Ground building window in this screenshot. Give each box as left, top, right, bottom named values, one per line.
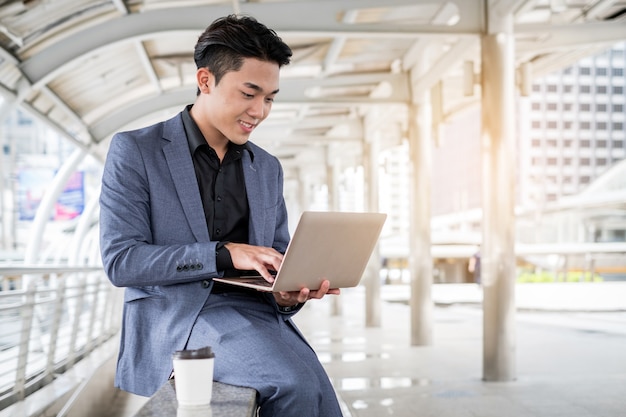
left=547, top=139, right=557, bottom=147
left=596, top=85, right=607, bottom=94
left=532, top=102, right=541, bottom=110
left=613, top=104, right=623, bottom=113
left=596, top=121, right=607, bottom=130
left=596, top=67, right=607, bottom=76
left=563, top=158, right=572, bottom=165
left=580, top=158, right=591, bottom=165
left=532, top=139, right=541, bottom=147
left=612, top=68, right=624, bottom=76
left=563, top=139, right=573, bottom=147
left=580, top=176, right=591, bottom=184
left=613, top=86, right=624, bottom=94
left=580, top=103, right=591, bottom=111
left=532, top=84, right=541, bottom=92
left=547, top=121, right=557, bottom=129
left=563, top=103, right=573, bottom=111
left=547, top=102, right=558, bottom=111
left=547, top=158, right=557, bottom=166
left=613, top=122, right=624, bottom=130
left=579, top=67, right=591, bottom=75
left=614, top=140, right=624, bottom=149
left=532, top=121, right=541, bottom=129
left=596, top=104, right=607, bottom=112
left=580, top=139, right=591, bottom=147
left=580, top=122, right=591, bottom=130
left=547, top=84, right=557, bottom=92
left=597, top=140, right=607, bottom=148
left=597, top=158, right=607, bottom=165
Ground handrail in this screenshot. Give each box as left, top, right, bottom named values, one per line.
left=0, top=265, right=122, bottom=411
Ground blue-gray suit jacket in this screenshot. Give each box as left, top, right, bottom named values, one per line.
left=99, top=111, right=291, bottom=396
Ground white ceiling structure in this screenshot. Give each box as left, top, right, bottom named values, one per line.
left=0, top=0, right=624, bottom=176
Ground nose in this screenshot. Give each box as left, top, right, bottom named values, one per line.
left=248, top=97, right=269, bottom=119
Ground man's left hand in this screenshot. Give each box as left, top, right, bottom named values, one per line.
left=274, top=279, right=340, bottom=307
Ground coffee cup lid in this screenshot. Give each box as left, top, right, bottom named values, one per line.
left=172, top=346, right=215, bottom=360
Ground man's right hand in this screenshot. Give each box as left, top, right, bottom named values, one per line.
left=224, top=243, right=283, bottom=283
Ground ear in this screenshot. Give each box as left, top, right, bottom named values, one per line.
left=196, top=67, right=213, bottom=94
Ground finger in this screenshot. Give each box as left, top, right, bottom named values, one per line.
left=306, top=280, right=330, bottom=300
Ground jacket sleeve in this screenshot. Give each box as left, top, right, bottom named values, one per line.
left=99, top=131, right=219, bottom=288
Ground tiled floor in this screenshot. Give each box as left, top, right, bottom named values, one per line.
left=31, top=283, right=625, bottom=417
left=293, top=286, right=626, bottom=417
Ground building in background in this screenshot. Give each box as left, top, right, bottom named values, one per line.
left=521, top=41, right=626, bottom=209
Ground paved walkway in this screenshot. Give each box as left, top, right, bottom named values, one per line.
left=16, top=282, right=623, bottom=417
left=293, top=283, right=626, bottom=417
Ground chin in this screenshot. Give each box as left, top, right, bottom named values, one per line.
left=230, top=135, right=251, bottom=145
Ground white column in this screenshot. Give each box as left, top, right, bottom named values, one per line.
left=481, top=7, right=517, bottom=381
left=325, top=147, right=343, bottom=316
left=408, top=101, right=433, bottom=346
left=362, top=135, right=382, bottom=327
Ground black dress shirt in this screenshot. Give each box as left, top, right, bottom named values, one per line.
left=181, top=105, right=253, bottom=274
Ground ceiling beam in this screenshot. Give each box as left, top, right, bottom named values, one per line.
left=19, top=1, right=483, bottom=86
left=516, top=20, right=626, bottom=54
left=89, top=72, right=410, bottom=141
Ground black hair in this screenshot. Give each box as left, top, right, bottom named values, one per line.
left=194, top=14, right=292, bottom=92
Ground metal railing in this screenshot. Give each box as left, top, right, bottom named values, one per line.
left=0, top=266, right=122, bottom=411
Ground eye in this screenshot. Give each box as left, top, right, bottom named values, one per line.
left=265, top=97, right=275, bottom=103
left=242, top=92, right=254, bottom=99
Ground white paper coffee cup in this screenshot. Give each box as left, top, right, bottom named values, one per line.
left=172, top=346, right=215, bottom=406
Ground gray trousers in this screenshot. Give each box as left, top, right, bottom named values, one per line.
left=186, top=291, right=343, bottom=417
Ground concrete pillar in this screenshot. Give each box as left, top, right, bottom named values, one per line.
left=408, top=102, right=433, bottom=346
left=481, top=8, right=517, bottom=381
left=362, top=135, right=382, bottom=327
left=326, top=147, right=342, bottom=316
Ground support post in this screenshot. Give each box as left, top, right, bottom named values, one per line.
left=408, top=100, right=433, bottom=346
left=363, top=136, right=381, bottom=327
left=481, top=7, right=517, bottom=381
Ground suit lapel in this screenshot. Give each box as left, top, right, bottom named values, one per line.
left=162, top=115, right=210, bottom=243
left=242, top=151, right=264, bottom=246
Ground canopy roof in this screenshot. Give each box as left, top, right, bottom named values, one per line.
left=0, top=0, right=624, bottom=167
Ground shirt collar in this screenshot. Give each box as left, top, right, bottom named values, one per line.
left=181, top=104, right=254, bottom=161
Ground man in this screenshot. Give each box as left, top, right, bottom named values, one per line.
left=99, top=15, right=343, bottom=416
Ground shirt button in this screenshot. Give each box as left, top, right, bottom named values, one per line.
left=217, top=196, right=222, bottom=202
left=216, top=229, right=221, bottom=235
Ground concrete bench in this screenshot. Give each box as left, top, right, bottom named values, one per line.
left=133, top=379, right=257, bottom=417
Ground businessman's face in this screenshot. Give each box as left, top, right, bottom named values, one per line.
left=199, top=57, right=280, bottom=148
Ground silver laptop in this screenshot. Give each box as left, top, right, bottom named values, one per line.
left=212, top=211, right=386, bottom=292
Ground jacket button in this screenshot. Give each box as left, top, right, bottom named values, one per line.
left=176, top=265, right=183, bottom=272
left=196, top=263, right=203, bottom=270
left=201, top=280, right=210, bottom=289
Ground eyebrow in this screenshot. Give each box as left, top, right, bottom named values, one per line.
left=244, top=82, right=279, bottom=95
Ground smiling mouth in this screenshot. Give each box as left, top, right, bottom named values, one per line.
left=239, top=120, right=256, bottom=129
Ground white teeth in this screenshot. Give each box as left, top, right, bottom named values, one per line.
left=240, top=121, right=254, bottom=128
